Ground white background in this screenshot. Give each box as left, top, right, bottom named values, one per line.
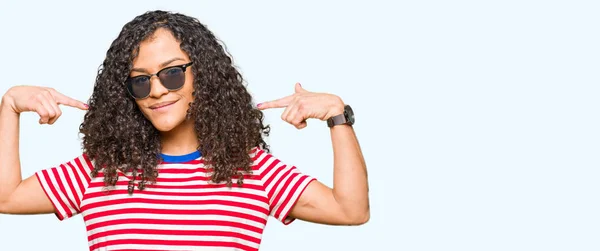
left=0, top=0, right=598, bottom=250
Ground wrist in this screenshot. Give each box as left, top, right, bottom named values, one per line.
left=328, top=96, right=345, bottom=119
left=326, top=103, right=355, bottom=127
left=0, top=93, right=17, bottom=115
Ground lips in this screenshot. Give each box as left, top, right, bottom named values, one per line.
left=149, top=100, right=178, bottom=110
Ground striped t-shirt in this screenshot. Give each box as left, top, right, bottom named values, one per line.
left=35, top=148, right=315, bottom=251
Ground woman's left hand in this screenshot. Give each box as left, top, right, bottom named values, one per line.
left=257, top=83, right=345, bottom=129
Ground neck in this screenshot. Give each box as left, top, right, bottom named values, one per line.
left=159, top=118, right=199, bottom=155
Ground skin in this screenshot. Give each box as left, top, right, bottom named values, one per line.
left=0, top=28, right=370, bottom=225
left=130, top=29, right=199, bottom=155
left=259, top=84, right=370, bottom=225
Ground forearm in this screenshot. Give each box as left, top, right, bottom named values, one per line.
left=0, top=95, right=22, bottom=203
left=330, top=124, right=369, bottom=222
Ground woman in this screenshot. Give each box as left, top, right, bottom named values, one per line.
left=0, top=10, right=369, bottom=251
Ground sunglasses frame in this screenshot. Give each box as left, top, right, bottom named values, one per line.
left=125, top=62, right=194, bottom=99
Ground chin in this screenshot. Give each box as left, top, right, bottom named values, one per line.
left=147, top=115, right=186, bottom=132
left=152, top=122, right=179, bottom=132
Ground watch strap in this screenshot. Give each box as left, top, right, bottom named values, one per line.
left=327, top=112, right=348, bottom=127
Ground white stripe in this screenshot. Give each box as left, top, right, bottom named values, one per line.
left=65, top=162, right=84, bottom=207
left=38, top=171, right=69, bottom=219
left=252, top=150, right=268, bottom=166
left=88, top=233, right=259, bottom=248
left=84, top=202, right=268, bottom=221
left=256, top=154, right=276, bottom=179
left=261, top=158, right=286, bottom=195
left=158, top=162, right=206, bottom=170
left=97, top=243, right=247, bottom=251
left=272, top=170, right=301, bottom=214
left=86, top=212, right=266, bottom=230
left=56, top=164, right=78, bottom=211
left=85, top=178, right=265, bottom=187
left=87, top=223, right=263, bottom=241
left=84, top=184, right=266, bottom=196
left=78, top=155, right=94, bottom=176
left=46, top=169, right=77, bottom=217
left=152, top=172, right=258, bottom=179
left=83, top=191, right=267, bottom=207
left=268, top=165, right=295, bottom=209
left=278, top=175, right=312, bottom=222
left=153, top=172, right=213, bottom=178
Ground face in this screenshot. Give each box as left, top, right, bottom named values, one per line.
left=129, top=28, right=195, bottom=132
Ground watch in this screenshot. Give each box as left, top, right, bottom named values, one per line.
left=327, top=105, right=355, bottom=127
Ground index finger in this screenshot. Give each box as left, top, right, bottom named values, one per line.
left=258, top=95, right=294, bottom=110
left=50, top=90, right=89, bottom=110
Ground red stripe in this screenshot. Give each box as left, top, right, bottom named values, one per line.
left=149, top=183, right=265, bottom=190
left=255, top=153, right=272, bottom=178
left=81, top=198, right=269, bottom=215
left=274, top=174, right=307, bottom=220
left=282, top=178, right=315, bottom=225
left=53, top=166, right=79, bottom=213
left=110, top=250, right=163, bottom=251
left=91, top=173, right=261, bottom=183
left=84, top=190, right=268, bottom=205
left=62, top=164, right=81, bottom=210
left=266, top=165, right=293, bottom=201
left=43, top=170, right=73, bottom=218
left=86, top=218, right=264, bottom=234
left=67, top=162, right=85, bottom=203
left=91, top=239, right=258, bottom=251
left=250, top=148, right=263, bottom=161
left=158, top=168, right=210, bottom=174
left=111, top=250, right=168, bottom=251
left=83, top=207, right=267, bottom=225
left=155, top=176, right=261, bottom=183
left=87, top=180, right=265, bottom=191
left=160, top=159, right=204, bottom=165
left=152, top=176, right=233, bottom=183
left=80, top=154, right=93, bottom=183
left=262, top=161, right=283, bottom=198
left=35, top=172, right=65, bottom=220
left=88, top=228, right=261, bottom=244
left=271, top=172, right=299, bottom=217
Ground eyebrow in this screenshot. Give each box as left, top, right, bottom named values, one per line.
left=131, top=57, right=186, bottom=73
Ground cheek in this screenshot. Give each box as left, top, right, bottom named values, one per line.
left=135, top=100, right=144, bottom=107
left=185, top=87, right=194, bottom=101
left=182, top=80, right=195, bottom=102
left=135, top=101, right=148, bottom=116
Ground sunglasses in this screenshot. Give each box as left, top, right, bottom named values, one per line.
left=125, top=62, right=194, bottom=99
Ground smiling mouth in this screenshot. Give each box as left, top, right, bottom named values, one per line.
left=150, top=100, right=178, bottom=110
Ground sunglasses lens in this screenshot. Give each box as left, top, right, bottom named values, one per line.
left=126, top=64, right=190, bottom=99
left=127, top=76, right=151, bottom=99
left=159, top=67, right=186, bottom=90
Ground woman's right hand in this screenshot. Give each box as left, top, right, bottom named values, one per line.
left=2, top=85, right=88, bottom=125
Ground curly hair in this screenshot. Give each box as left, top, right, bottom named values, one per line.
left=79, top=10, right=270, bottom=194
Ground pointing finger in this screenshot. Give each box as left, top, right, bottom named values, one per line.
left=50, top=90, right=89, bottom=110
left=257, top=94, right=294, bottom=110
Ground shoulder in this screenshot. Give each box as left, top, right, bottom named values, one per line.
left=249, top=147, right=278, bottom=172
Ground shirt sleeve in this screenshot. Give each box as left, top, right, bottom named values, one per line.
left=35, top=154, right=94, bottom=221
left=255, top=148, right=316, bottom=225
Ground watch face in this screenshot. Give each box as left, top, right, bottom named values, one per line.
left=344, top=105, right=355, bottom=124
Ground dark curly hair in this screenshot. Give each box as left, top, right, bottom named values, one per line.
left=79, top=10, right=270, bottom=194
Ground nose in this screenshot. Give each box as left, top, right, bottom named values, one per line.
left=148, top=75, right=169, bottom=98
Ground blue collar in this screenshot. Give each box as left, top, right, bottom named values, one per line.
left=160, top=150, right=201, bottom=163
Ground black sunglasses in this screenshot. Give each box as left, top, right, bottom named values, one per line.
left=125, top=62, right=193, bottom=99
